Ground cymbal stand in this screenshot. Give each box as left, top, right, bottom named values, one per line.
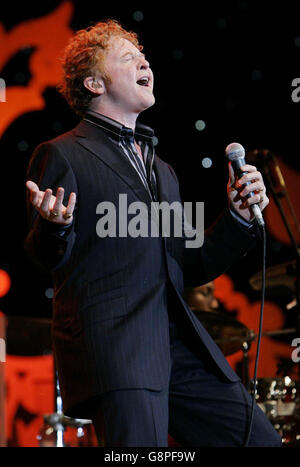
left=37, top=369, right=65, bottom=447
left=54, top=371, right=64, bottom=447
left=242, top=340, right=250, bottom=390
left=38, top=368, right=94, bottom=447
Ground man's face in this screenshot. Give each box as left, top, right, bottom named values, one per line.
left=100, top=37, right=155, bottom=115
left=187, top=282, right=219, bottom=313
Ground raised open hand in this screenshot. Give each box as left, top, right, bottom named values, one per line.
left=26, top=180, right=76, bottom=225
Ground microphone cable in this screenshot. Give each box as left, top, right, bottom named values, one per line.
left=244, top=223, right=266, bottom=447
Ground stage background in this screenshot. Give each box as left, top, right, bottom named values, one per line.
left=0, top=0, right=299, bottom=446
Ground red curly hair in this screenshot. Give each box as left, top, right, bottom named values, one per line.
left=58, top=19, right=142, bottom=116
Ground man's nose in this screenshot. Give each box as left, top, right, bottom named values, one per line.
left=211, top=297, right=219, bottom=310
left=138, top=56, right=150, bottom=69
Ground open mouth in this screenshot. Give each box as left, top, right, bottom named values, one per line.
left=136, top=76, right=150, bottom=87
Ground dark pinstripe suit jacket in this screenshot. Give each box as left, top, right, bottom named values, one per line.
left=25, top=118, right=256, bottom=417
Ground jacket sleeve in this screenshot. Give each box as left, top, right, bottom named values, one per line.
left=182, top=207, right=259, bottom=287
left=24, top=141, right=78, bottom=273
left=167, top=162, right=259, bottom=287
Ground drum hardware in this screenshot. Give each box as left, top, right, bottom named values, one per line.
left=38, top=412, right=93, bottom=447
left=249, top=376, right=300, bottom=446
left=38, top=372, right=94, bottom=447
left=249, top=260, right=298, bottom=292
left=242, top=340, right=250, bottom=390
left=249, top=150, right=300, bottom=381
left=3, top=316, right=95, bottom=446
left=193, top=310, right=256, bottom=388
left=193, top=310, right=254, bottom=357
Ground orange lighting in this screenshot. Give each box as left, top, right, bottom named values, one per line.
left=0, top=269, right=11, bottom=297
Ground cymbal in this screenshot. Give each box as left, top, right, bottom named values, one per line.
left=249, top=260, right=298, bottom=291
left=193, top=310, right=252, bottom=356
left=43, top=413, right=92, bottom=428
left=5, top=315, right=52, bottom=356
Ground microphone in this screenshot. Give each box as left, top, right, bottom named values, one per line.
left=225, top=142, right=265, bottom=228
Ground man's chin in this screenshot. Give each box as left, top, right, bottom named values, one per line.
left=140, top=95, right=155, bottom=112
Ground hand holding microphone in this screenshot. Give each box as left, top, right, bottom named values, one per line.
left=225, top=142, right=269, bottom=227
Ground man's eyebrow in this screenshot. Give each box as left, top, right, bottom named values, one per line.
left=121, top=51, right=145, bottom=58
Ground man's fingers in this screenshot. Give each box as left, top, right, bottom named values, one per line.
left=240, top=181, right=265, bottom=197
left=39, top=189, right=53, bottom=217
left=239, top=164, right=258, bottom=173
left=26, top=180, right=76, bottom=224
left=26, top=180, right=42, bottom=207
left=26, top=180, right=39, bottom=191
left=51, top=187, right=65, bottom=216
left=229, top=164, right=269, bottom=220
left=238, top=170, right=263, bottom=186
left=67, top=192, right=76, bottom=211
left=30, top=189, right=39, bottom=207
left=63, top=192, right=76, bottom=221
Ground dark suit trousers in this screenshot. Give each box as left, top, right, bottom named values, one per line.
left=90, top=297, right=282, bottom=447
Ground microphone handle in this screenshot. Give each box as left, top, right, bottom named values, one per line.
left=231, top=159, right=265, bottom=227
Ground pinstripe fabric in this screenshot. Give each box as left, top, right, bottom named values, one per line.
left=25, top=116, right=258, bottom=419
left=91, top=319, right=281, bottom=447
left=92, top=388, right=169, bottom=447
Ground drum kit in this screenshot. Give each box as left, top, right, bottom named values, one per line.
left=194, top=310, right=300, bottom=446
left=193, top=258, right=300, bottom=447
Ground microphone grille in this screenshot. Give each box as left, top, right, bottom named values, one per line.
left=225, top=142, right=245, bottom=161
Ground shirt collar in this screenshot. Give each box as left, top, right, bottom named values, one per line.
left=84, top=110, right=155, bottom=145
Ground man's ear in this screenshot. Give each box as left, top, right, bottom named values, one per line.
left=83, top=76, right=105, bottom=95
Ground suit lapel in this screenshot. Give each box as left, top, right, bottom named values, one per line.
left=74, top=120, right=154, bottom=207
left=73, top=119, right=172, bottom=207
